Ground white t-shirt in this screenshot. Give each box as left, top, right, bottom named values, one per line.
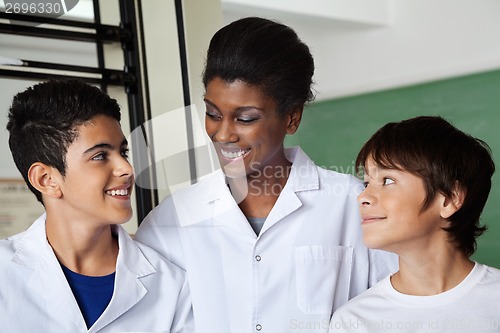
left=135, top=147, right=398, bottom=333
left=329, top=262, right=500, bottom=333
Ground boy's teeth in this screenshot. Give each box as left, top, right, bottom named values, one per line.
left=106, top=189, right=128, bottom=196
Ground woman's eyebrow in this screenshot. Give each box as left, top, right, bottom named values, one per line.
left=204, top=99, right=264, bottom=112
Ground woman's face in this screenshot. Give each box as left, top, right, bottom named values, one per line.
left=204, top=77, right=300, bottom=179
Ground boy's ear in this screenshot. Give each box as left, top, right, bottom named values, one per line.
left=441, top=183, right=465, bottom=219
left=286, top=106, right=303, bottom=135
left=28, top=162, right=63, bottom=199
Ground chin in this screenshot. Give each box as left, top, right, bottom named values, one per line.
left=114, top=211, right=133, bottom=225
left=362, top=235, right=386, bottom=251
left=222, top=164, right=248, bottom=179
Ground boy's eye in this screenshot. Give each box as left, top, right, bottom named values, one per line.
left=121, top=148, right=130, bottom=159
left=92, top=152, right=107, bottom=161
left=383, top=178, right=395, bottom=185
left=363, top=181, right=369, bottom=188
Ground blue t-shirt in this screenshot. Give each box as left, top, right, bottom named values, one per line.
left=61, top=264, right=115, bottom=328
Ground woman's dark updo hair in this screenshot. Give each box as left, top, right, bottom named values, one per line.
left=202, top=17, right=315, bottom=116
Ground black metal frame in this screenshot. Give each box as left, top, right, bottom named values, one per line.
left=174, top=0, right=197, bottom=184
left=0, top=1, right=158, bottom=222
left=118, top=0, right=156, bottom=221
left=0, top=12, right=130, bottom=43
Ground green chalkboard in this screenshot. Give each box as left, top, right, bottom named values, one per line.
left=286, top=69, right=500, bottom=268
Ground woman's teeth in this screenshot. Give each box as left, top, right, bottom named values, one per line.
left=221, top=149, right=250, bottom=159
left=106, top=189, right=128, bottom=196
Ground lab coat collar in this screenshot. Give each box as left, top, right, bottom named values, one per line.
left=284, top=146, right=320, bottom=192
left=202, top=147, right=319, bottom=237
left=11, top=214, right=156, bottom=332
left=90, top=225, right=156, bottom=332
left=12, top=214, right=88, bottom=331
left=205, top=146, right=319, bottom=203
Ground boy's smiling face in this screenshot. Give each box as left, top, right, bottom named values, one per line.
left=358, top=157, right=446, bottom=255
left=54, top=114, right=134, bottom=226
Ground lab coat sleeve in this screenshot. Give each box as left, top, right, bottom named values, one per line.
left=135, top=200, right=185, bottom=269
left=135, top=211, right=164, bottom=253
left=170, top=279, right=195, bottom=333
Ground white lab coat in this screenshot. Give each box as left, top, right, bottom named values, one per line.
left=0, top=214, right=194, bottom=333
left=135, top=147, right=398, bottom=333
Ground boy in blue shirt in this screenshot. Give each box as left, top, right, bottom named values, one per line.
left=1, top=80, right=193, bottom=332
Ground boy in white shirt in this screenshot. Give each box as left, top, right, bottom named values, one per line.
left=330, top=116, right=499, bottom=333
left=1, top=80, right=193, bottom=332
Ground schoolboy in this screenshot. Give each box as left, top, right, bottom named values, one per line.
left=329, top=116, right=500, bottom=332
left=1, top=80, right=193, bottom=332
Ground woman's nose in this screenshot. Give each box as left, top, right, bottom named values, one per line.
left=212, top=119, right=238, bottom=143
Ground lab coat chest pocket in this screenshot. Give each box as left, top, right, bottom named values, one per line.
left=294, top=245, right=353, bottom=315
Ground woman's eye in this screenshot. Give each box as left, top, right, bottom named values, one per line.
left=205, top=112, right=221, bottom=120
left=383, top=178, right=395, bottom=185
left=237, top=117, right=257, bottom=123
left=363, top=181, right=369, bottom=188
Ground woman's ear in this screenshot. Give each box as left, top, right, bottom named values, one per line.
left=286, top=107, right=303, bottom=135
left=441, top=183, right=465, bottom=219
left=28, top=163, right=63, bottom=199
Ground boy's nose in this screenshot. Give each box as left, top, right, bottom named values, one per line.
left=115, top=158, right=133, bottom=177
left=357, top=187, right=373, bottom=206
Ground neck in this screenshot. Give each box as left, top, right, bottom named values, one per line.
left=45, top=216, right=118, bottom=276
left=227, top=161, right=292, bottom=218
left=391, top=246, right=474, bottom=296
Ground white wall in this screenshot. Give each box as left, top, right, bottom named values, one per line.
left=223, top=0, right=500, bottom=101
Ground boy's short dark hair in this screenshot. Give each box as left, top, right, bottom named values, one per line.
left=202, top=16, right=315, bottom=116
left=356, top=116, right=495, bottom=257
left=6, top=79, right=121, bottom=204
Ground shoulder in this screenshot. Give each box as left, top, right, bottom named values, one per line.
left=0, top=238, right=16, bottom=264
left=0, top=227, right=32, bottom=262
left=317, top=166, right=363, bottom=187
left=293, top=150, right=363, bottom=196
left=313, top=166, right=364, bottom=202
left=140, top=170, right=224, bottom=231
left=331, top=276, right=389, bottom=319
left=478, top=263, right=500, bottom=287
left=149, top=170, right=221, bottom=215
left=118, top=226, right=185, bottom=279
left=135, top=240, right=186, bottom=281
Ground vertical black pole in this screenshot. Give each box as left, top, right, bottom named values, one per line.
left=92, top=0, right=106, bottom=92
left=118, top=0, right=154, bottom=222
left=174, top=0, right=197, bottom=184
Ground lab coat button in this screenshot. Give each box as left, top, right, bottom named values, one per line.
left=255, top=255, right=261, bottom=261
left=256, top=324, right=262, bottom=331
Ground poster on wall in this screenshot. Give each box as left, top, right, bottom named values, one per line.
left=0, top=179, right=44, bottom=239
